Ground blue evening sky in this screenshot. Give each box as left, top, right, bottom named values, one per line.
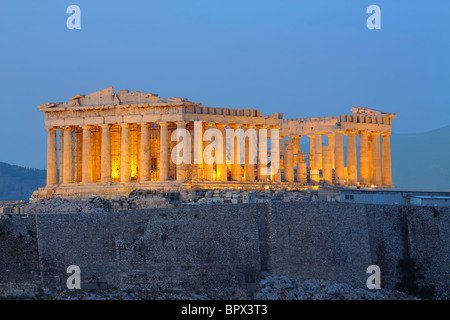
left=0, top=0, right=449, bottom=169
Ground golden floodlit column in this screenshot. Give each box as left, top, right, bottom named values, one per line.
left=46, top=127, right=58, bottom=186
left=322, top=145, right=333, bottom=184
left=314, top=133, right=323, bottom=170
left=176, top=121, right=187, bottom=182
left=284, top=139, right=294, bottom=182
left=327, top=133, right=334, bottom=169
left=193, top=121, right=203, bottom=181
left=359, top=131, right=370, bottom=186
left=368, top=133, right=373, bottom=185
left=292, top=135, right=300, bottom=167
left=203, top=122, right=214, bottom=181
left=371, top=132, right=382, bottom=186
left=334, top=131, right=345, bottom=185
left=216, top=123, right=228, bottom=182
left=62, top=126, right=74, bottom=184
left=257, top=125, right=269, bottom=181
left=244, top=125, right=255, bottom=182
left=159, top=122, right=170, bottom=181
left=81, top=126, right=91, bottom=184
left=229, top=124, right=242, bottom=182
left=101, top=125, right=112, bottom=184
left=308, top=134, right=315, bottom=170
left=297, top=156, right=307, bottom=183
left=347, top=131, right=357, bottom=185
left=273, top=134, right=282, bottom=183
left=140, top=123, right=150, bottom=182
left=382, top=132, right=393, bottom=187
left=120, top=124, right=131, bottom=183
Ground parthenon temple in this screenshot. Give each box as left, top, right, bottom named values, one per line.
left=32, top=87, right=396, bottom=199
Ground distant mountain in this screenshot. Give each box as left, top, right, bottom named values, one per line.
left=0, top=162, right=46, bottom=201
left=391, top=125, right=450, bottom=190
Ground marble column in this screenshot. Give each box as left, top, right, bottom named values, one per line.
left=203, top=122, right=214, bottom=181
left=334, top=131, right=345, bottom=185
left=326, top=133, right=334, bottom=169
left=297, top=157, right=307, bottom=183
left=257, top=125, right=269, bottom=181
left=192, top=121, right=203, bottom=181
left=368, top=133, right=373, bottom=185
left=120, top=124, right=131, bottom=183
left=139, top=123, right=150, bottom=182
left=292, top=135, right=300, bottom=167
left=347, top=131, right=357, bottom=185
left=314, top=133, right=323, bottom=170
left=322, top=145, right=332, bottom=184
left=382, top=133, right=392, bottom=187
left=101, top=125, right=112, bottom=184
left=284, top=139, right=294, bottom=182
left=59, top=128, right=64, bottom=184
left=46, top=127, right=58, bottom=186
left=359, top=131, right=370, bottom=186
left=62, top=127, right=73, bottom=184
left=371, top=132, right=382, bottom=186
left=271, top=129, right=282, bottom=183
left=308, top=135, right=315, bottom=170
left=229, top=124, right=242, bottom=182
left=159, top=122, right=170, bottom=181
left=176, top=121, right=187, bottom=182
left=244, top=125, right=255, bottom=182
left=82, top=126, right=91, bottom=184
left=216, top=123, right=228, bottom=182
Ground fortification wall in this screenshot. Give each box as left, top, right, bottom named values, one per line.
left=0, top=202, right=448, bottom=299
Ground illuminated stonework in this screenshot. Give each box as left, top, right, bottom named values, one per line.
left=32, top=87, right=396, bottom=199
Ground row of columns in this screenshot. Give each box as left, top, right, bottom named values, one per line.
left=303, top=131, right=392, bottom=187
left=46, top=122, right=280, bottom=186
left=46, top=124, right=392, bottom=187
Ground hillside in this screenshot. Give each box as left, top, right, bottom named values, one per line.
left=0, top=162, right=46, bottom=201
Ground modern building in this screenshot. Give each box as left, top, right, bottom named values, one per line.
left=318, top=186, right=450, bottom=207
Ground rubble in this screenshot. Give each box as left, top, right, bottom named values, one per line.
left=26, top=274, right=416, bottom=300
left=1, top=188, right=317, bottom=215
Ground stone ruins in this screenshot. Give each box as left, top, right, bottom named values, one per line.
left=32, top=87, right=396, bottom=200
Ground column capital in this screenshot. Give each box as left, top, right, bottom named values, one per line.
left=81, top=125, right=92, bottom=130
left=381, top=131, right=391, bottom=136
left=119, top=123, right=131, bottom=128
left=215, top=122, right=227, bottom=128
left=158, top=121, right=170, bottom=127
left=175, top=121, right=186, bottom=128
left=255, top=124, right=268, bottom=129
left=140, top=122, right=151, bottom=128
left=242, top=124, right=254, bottom=129
left=100, top=124, right=111, bottom=128
left=228, top=123, right=241, bottom=129
left=45, top=126, right=57, bottom=131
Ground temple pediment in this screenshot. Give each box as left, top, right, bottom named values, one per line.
left=38, top=87, right=197, bottom=110
left=351, top=106, right=397, bottom=118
